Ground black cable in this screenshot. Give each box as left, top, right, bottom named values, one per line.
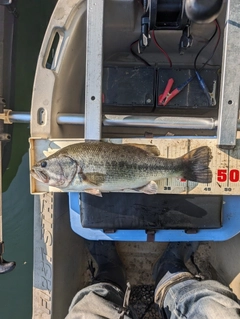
left=151, top=67, right=158, bottom=112
left=194, top=20, right=219, bottom=71
left=181, top=20, right=220, bottom=91
left=159, top=20, right=221, bottom=107
left=130, top=40, right=151, bottom=66
left=192, top=20, right=221, bottom=106
left=200, top=19, right=221, bottom=70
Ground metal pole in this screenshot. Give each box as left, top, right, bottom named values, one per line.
left=4, top=111, right=240, bottom=131
left=56, top=113, right=218, bottom=130
left=0, top=110, right=31, bottom=124
left=103, top=115, right=217, bottom=130
left=217, top=0, right=240, bottom=148
left=9, top=112, right=31, bottom=123
left=84, top=0, right=104, bottom=140
left=57, top=113, right=85, bottom=125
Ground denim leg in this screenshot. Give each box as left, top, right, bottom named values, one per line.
left=157, top=277, right=240, bottom=319
left=65, top=282, right=134, bottom=319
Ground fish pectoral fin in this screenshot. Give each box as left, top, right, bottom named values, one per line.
left=126, top=143, right=160, bottom=156
left=134, top=181, right=158, bottom=194
left=84, top=189, right=102, bottom=197
left=79, top=172, right=106, bottom=186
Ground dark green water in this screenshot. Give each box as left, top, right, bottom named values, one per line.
left=1, top=1, right=56, bottom=318
left=1, top=154, right=34, bottom=319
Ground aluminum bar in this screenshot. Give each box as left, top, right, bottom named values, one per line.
left=84, top=0, right=104, bottom=140
left=217, top=0, right=240, bottom=148
left=103, top=115, right=217, bottom=130
left=5, top=112, right=240, bottom=131
left=9, top=112, right=31, bottom=123
left=57, top=113, right=85, bottom=125
left=56, top=113, right=217, bottom=130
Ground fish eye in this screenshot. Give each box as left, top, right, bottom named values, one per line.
left=41, top=161, right=47, bottom=168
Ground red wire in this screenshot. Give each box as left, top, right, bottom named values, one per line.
left=151, top=30, right=172, bottom=67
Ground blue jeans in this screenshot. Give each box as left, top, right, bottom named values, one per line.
left=66, top=276, right=240, bottom=318
left=155, top=271, right=240, bottom=318
left=65, top=283, right=135, bottom=319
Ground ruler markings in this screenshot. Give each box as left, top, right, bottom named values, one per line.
left=227, top=150, right=230, bottom=187
left=166, top=146, right=169, bottom=187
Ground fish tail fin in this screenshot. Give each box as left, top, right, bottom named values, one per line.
left=181, top=146, right=213, bottom=183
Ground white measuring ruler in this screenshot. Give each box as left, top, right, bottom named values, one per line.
left=30, top=138, right=240, bottom=195
left=123, top=138, right=240, bottom=195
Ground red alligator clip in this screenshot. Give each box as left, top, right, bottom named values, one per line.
left=158, top=78, right=180, bottom=106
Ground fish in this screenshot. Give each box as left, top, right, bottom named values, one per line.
left=30, top=141, right=212, bottom=196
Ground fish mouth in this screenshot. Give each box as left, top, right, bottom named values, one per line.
left=31, top=169, right=49, bottom=184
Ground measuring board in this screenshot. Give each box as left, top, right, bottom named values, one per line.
left=29, top=138, right=240, bottom=195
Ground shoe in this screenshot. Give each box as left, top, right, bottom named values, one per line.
left=86, top=240, right=127, bottom=292
left=153, top=242, right=199, bottom=286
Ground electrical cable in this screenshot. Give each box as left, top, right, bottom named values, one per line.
left=193, top=19, right=221, bottom=105
left=200, top=19, right=221, bottom=70
left=183, top=20, right=220, bottom=93
left=194, top=19, right=220, bottom=71
left=130, top=40, right=151, bottom=66
left=157, top=20, right=221, bottom=107
left=151, top=30, right=173, bottom=67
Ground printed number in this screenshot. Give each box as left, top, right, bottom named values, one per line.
left=217, top=169, right=240, bottom=183
left=164, top=186, right=171, bottom=190
left=229, top=169, right=239, bottom=182
left=217, top=169, right=227, bottom=182
left=204, top=187, right=211, bottom=191
left=224, top=188, right=232, bottom=191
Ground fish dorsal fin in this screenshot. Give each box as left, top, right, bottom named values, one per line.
left=126, top=143, right=160, bottom=156
left=84, top=189, right=103, bottom=197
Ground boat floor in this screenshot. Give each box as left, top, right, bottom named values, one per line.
left=33, top=193, right=240, bottom=318
left=83, top=241, right=220, bottom=318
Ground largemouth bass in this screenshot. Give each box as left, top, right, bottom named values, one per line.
left=31, top=141, right=212, bottom=196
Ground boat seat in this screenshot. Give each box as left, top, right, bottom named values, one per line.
left=68, top=193, right=240, bottom=241
left=80, top=193, right=222, bottom=231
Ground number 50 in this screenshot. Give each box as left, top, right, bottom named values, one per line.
left=217, top=169, right=240, bottom=183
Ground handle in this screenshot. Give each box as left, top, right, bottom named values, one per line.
left=43, top=28, right=65, bottom=72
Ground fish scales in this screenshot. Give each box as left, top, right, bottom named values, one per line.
left=58, top=142, right=182, bottom=186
